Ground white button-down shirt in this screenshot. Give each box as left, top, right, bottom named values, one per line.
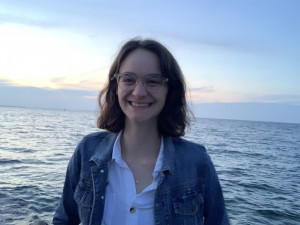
left=101, top=132, right=164, bottom=225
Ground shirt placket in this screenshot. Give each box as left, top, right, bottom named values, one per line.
left=124, top=166, right=139, bottom=225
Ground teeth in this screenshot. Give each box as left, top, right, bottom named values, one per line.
left=131, top=102, right=150, bottom=107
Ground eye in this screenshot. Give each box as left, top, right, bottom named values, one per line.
left=120, top=74, right=136, bottom=85
left=145, top=75, right=163, bottom=86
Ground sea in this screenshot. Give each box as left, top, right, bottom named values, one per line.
left=0, top=106, right=299, bottom=225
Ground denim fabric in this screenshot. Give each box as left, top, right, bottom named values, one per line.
left=53, top=131, right=230, bottom=225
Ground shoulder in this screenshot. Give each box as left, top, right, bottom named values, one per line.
left=70, top=131, right=117, bottom=168
left=79, top=131, right=111, bottom=145
left=168, top=136, right=211, bottom=165
left=171, top=136, right=207, bottom=153
left=75, top=131, right=116, bottom=155
left=82, top=130, right=111, bottom=140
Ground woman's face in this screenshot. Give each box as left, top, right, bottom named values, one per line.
left=117, top=49, right=168, bottom=125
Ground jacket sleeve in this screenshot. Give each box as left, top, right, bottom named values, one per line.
left=203, top=154, right=230, bottom=225
left=53, top=146, right=81, bottom=225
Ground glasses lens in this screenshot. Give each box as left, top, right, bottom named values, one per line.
left=144, top=75, right=164, bottom=92
left=117, top=73, right=166, bottom=92
left=118, top=73, right=136, bottom=90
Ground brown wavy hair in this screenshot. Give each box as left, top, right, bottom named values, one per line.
left=97, top=38, right=192, bottom=137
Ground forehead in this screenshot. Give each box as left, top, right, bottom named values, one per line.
left=119, top=49, right=161, bottom=74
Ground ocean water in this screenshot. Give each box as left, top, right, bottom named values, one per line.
left=0, top=106, right=299, bottom=225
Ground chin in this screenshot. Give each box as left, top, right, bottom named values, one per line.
left=127, top=115, right=157, bottom=124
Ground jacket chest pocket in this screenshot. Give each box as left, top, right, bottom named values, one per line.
left=74, top=178, right=93, bottom=224
left=173, top=192, right=204, bottom=225
left=74, top=179, right=94, bottom=207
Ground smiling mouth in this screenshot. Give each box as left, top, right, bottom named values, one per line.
left=130, top=101, right=151, bottom=107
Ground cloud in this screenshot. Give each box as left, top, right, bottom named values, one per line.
left=251, top=94, right=300, bottom=105
left=0, top=83, right=98, bottom=110
left=84, top=96, right=97, bottom=99
left=0, top=79, right=14, bottom=86
left=0, top=1, right=131, bottom=35
left=49, top=67, right=107, bottom=90
left=189, top=87, right=300, bottom=105
left=159, top=30, right=269, bottom=55
left=0, top=13, right=61, bottom=28
left=1, top=1, right=266, bottom=55
left=189, top=86, right=214, bottom=93
left=191, top=102, right=300, bottom=124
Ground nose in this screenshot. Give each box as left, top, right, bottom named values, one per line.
left=132, top=80, right=147, bottom=97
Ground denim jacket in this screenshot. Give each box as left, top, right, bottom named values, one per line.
left=53, top=131, right=230, bottom=225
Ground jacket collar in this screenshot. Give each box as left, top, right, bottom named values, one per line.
left=89, top=132, right=175, bottom=175
left=161, top=136, right=175, bottom=175
left=89, top=132, right=118, bottom=166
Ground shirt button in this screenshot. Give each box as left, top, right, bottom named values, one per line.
left=100, top=169, right=104, bottom=173
left=129, top=207, right=136, bottom=214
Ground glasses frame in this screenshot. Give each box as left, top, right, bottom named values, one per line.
left=112, top=72, right=168, bottom=93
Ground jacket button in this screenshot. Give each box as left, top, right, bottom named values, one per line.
left=101, top=195, right=104, bottom=200
left=129, top=207, right=136, bottom=214
left=100, top=169, right=104, bottom=173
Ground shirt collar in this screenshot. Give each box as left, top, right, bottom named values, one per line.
left=112, top=131, right=127, bottom=167
left=112, top=130, right=164, bottom=173
left=153, top=138, right=164, bottom=174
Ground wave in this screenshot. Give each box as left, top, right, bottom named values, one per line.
left=0, top=159, right=22, bottom=164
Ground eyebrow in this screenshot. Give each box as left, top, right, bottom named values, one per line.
left=120, top=72, right=162, bottom=76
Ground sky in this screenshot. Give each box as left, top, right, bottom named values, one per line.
left=0, top=0, right=300, bottom=123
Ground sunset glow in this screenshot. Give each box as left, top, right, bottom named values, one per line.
left=1, top=0, right=299, bottom=122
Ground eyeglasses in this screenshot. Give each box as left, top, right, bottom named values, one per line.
left=113, top=72, right=168, bottom=93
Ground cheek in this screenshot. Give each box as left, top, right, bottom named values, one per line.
left=117, top=90, right=122, bottom=104
left=162, top=89, right=168, bottom=103
left=116, top=86, right=123, bottom=99
left=117, top=88, right=128, bottom=105
left=157, top=92, right=168, bottom=111
left=115, top=87, right=121, bottom=105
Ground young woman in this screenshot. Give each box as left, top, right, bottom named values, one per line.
left=53, top=38, right=230, bottom=225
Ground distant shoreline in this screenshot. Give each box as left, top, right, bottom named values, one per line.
left=1, top=104, right=299, bottom=125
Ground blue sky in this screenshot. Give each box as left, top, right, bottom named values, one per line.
left=0, top=0, right=299, bottom=123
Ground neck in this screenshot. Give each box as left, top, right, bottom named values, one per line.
left=121, top=120, right=161, bottom=159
